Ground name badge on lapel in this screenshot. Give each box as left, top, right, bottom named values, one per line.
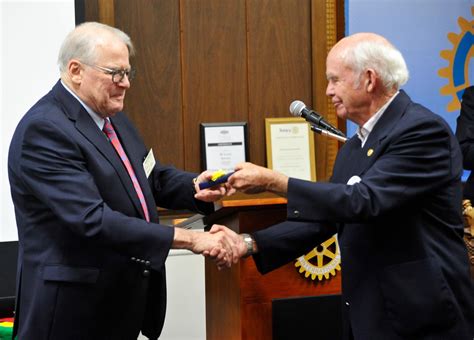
left=143, top=148, right=156, bottom=178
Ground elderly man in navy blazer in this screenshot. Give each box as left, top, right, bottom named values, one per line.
left=8, top=22, right=238, bottom=340
left=214, top=33, right=474, bottom=339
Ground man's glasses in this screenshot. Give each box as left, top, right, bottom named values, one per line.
left=84, top=63, right=136, bottom=84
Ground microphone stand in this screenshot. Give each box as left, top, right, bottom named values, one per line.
left=311, top=125, right=347, bottom=143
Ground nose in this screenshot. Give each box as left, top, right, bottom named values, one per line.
left=117, top=74, right=131, bottom=88
left=326, top=83, right=333, bottom=97
left=326, top=84, right=333, bottom=97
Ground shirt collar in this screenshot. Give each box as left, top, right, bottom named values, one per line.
left=356, top=91, right=399, bottom=147
left=60, top=80, right=105, bottom=130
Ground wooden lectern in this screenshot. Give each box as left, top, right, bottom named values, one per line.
left=204, top=196, right=341, bottom=340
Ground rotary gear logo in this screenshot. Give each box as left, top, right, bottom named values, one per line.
left=438, top=6, right=474, bottom=112
left=295, top=234, right=341, bottom=281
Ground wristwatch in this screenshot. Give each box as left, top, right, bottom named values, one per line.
left=241, top=233, right=256, bottom=257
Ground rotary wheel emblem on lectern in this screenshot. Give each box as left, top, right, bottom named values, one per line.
left=295, top=234, right=341, bottom=281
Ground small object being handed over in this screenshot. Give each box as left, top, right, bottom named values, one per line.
left=199, top=169, right=235, bottom=190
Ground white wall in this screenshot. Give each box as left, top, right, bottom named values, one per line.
left=158, top=250, right=206, bottom=340
left=0, top=0, right=75, bottom=241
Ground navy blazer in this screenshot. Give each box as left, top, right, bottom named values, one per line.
left=8, top=81, right=213, bottom=339
left=252, top=91, right=474, bottom=339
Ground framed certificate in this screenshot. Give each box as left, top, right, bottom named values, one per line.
left=265, top=117, right=316, bottom=181
left=200, top=122, right=248, bottom=172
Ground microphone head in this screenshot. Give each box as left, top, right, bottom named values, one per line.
left=289, top=100, right=305, bottom=117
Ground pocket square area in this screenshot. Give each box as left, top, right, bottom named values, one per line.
left=347, top=175, right=361, bottom=185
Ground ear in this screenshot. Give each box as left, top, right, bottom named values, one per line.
left=365, top=69, right=377, bottom=93
left=68, top=60, right=83, bottom=84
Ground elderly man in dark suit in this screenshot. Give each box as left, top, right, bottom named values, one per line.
left=8, top=22, right=238, bottom=340
left=213, top=33, right=474, bottom=339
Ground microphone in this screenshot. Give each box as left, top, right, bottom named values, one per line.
left=289, top=100, right=345, bottom=137
left=311, top=125, right=347, bottom=143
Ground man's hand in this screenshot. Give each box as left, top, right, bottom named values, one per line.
left=172, top=225, right=240, bottom=268
left=193, top=170, right=231, bottom=202
left=226, top=162, right=289, bottom=195
left=206, top=224, right=254, bottom=270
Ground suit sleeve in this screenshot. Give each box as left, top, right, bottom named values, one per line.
left=151, top=165, right=214, bottom=215
left=456, top=86, right=474, bottom=169
left=287, top=114, right=460, bottom=223
left=252, top=220, right=335, bottom=274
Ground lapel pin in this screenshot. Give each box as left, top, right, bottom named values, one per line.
left=367, top=148, right=374, bottom=157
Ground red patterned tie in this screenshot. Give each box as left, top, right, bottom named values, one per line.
left=103, top=119, right=150, bottom=222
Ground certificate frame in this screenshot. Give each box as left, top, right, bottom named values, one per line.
left=200, top=122, right=248, bottom=172
left=265, top=117, right=316, bottom=181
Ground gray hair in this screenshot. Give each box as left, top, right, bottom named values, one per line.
left=341, top=39, right=409, bottom=91
left=58, top=22, right=135, bottom=74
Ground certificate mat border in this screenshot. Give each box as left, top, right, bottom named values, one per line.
left=265, top=117, right=316, bottom=181
left=200, top=122, right=248, bottom=171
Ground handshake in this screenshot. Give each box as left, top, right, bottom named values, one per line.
left=173, top=162, right=289, bottom=269
left=173, top=224, right=252, bottom=270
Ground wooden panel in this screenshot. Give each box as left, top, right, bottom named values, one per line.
left=181, top=0, right=248, bottom=172
left=312, top=0, right=345, bottom=180
left=114, top=0, right=185, bottom=168
left=81, top=0, right=114, bottom=28
left=82, top=0, right=99, bottom=22
left=242, top=302, right=271, bottom=340
left=247, top=0, right=313, bottom=167
left=335, top=0, right=346, bottom=133
left=205, top=212, right=243, bottom=340
left=241, top=259, right=341, bottom=303
left=240, top=260, right=341, bottom=339
left=77, top=0, right=345, bottom=178
left=99, top=0, right=115, bottom=26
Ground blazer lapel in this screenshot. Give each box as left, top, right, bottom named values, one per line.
left=332, top=136, right=365, bottom=183
left=332, top=90, right=411, bottom=183
left=356, top=90, right=411, bottom=173
left=53, top=81, right=147, bottom=220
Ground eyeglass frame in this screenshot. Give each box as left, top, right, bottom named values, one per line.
left=82, top=63, right=136, bottom=84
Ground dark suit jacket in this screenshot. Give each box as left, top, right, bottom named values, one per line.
left=252, top=91, right=474, bottom=339
left=8, top=80, right=213, bottom=340
left=456, top=86, right=474, bottom=200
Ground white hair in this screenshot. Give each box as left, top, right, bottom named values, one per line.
left=57, top=22, right=135, bottom=74
left=341, top=39, right=409, bottom=91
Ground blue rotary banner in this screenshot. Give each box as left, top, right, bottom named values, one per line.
left=345, top=0, right=473, bottom=137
